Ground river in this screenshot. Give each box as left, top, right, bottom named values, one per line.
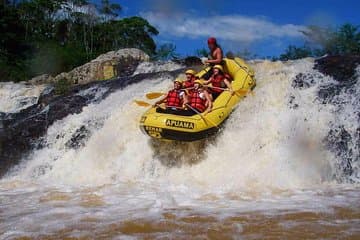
left=0, top=59, right=359, bottom=239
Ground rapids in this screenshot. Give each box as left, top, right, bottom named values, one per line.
left=0, top=58, right=359, bottom=239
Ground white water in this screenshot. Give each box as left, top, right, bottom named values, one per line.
left=0, top=82, right=49, bottom=113
left=133, top=61, right=183, bottom=75
left=4, top=59, right=339, bottom=188
left=1, top=59, right=359, bottom=238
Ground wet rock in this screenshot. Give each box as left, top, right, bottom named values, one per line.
left=65, top=126, right=91, bottom=149
left=314, top=55, right=360, bottom=82
left=292, top=73, right=316, bottom=89
left=28, top=74, right=54, bottom=85
left=27, top=48, right=150, bottom=86
left=0, top=68, right=185, bottom=177
left=288, top=95, right=299, bottom=109
left=324, top=126, right=354, bottom=180
left=314, top=55, right=359, bottom=104
left=314, top=55, right=359, bottom=182
left=62, top=48, right=149, bottom=85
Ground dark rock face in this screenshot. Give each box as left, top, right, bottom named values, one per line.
left=324, top=127, right=354, bottom=177
left=65, top=125, right=91, bottom=149
left=314, top=55, right=360, bottom=82
left=315, top=55, right=359, bottom=105
left=289, top=55, right=359, bottom=182
left=0, top=68, right=185, bottom=177
left=291, top=73, right=317, bottom=89
left=315, top=55, right=359, bottom=182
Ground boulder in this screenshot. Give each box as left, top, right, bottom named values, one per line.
left=314, top=55, right=360, bottom=82
left=29, top=74, right=54, bottom=85
left=27, top=48, right=150, bottom=86
left=59, top=48, right=150, bottom=85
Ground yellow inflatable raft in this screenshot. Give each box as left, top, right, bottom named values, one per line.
left=139, top=57, right=256, bottom=141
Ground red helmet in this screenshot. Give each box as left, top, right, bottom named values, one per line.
left=207, top=37, right=217, bottom=44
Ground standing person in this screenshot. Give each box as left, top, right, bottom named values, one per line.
left=204, top=65, right=233, bottom=100
left=155, top=79, right=186, bottom=114
left=204, top=37, right=223, bottom=65
left=202, top=37, right=224, bottom=79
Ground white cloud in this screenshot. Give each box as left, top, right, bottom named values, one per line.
left=141, top=12, right=305, bottom=43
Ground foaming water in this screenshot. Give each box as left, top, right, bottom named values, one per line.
left=1, top=58, right=359, bottom=239
left=0, top=82, right=48, bottom=113
left=133, top=61, right=183, bottom=75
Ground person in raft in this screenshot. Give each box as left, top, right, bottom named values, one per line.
left=203, top=64, right=234, bottom=100
left=204, top=37, right=223, bottom=65
left=183, top=69, right=198, bottom=92
left=202, top=37, right=224, bottom=79
left=154, top=78, right=186, bottom=114
left=183, top=79, right=213, bottom=114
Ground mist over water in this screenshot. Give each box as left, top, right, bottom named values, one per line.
left=1, top=59, right=359, bottom=239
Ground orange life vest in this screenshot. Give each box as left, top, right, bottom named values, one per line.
left=190, top=90, right=206, bottom=112
left=183, top=76, right=195, bottom=89
left=211, top=74, right=225, bottom=93
left=166, top=89, right=183, bottom=108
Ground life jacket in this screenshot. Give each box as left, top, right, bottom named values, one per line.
left=211, top=74, right=225, bottom=93
left=190, top=90, right=207, bottom=112
left=166, top=89, right=183, bottom=108
left=183, top=76, right=196, bottom=89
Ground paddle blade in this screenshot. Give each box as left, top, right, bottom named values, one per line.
left=146, top=92, right=165, bottom=99
left=134, top=100, right=151, bottom=107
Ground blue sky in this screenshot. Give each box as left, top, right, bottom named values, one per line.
left=101, top=0, right=359, bottom=57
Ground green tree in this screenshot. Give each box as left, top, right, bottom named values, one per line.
left=99, top=0, right=121, bottom=21
left=0, top=3, right=29, bottom=81
left=195, top=48, right=208, bottom=58
left=300, top=23, right=360, bottom=55
left=335, top=23, right=360, bottom=54
left=0, top=0, right=159, bottom=81
left=279, top=45, right=313, bottom=61
left=154, top=43, right=179, bottom=60
left=17, top=0, right=65, bottom=42
left=95, top=16, right=159, bottom=55
left=279, top=23, right=360, bottom=60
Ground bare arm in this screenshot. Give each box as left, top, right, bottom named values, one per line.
left=155, top=94, right=168, bottom=105
left=224, top=79, right=233, bottom=92
left=203, top=78, right=212, bottom=85
left=204, top=91, right=213, bottom=112
left=181, top=92, right=188, bottom=109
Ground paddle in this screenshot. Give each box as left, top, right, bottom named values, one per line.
left=134, top=100, right=183, bottom=110
left=145, top=92, right=166, bottom=99
left=134, top=100, right=152, bottom=107
left=206, top=86, right=252, bottom=96
left=185, top=104, right=219, bottom=129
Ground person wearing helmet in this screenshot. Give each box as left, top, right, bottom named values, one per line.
left=183, top=79, right=212, bottom=114
left=204, top=37, right=223, bottom=65
left=183, top=69, right=198, bottom=90
left=204, top=64, right=233, bottom=100
left=155, top=78, right=186, bottom=114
